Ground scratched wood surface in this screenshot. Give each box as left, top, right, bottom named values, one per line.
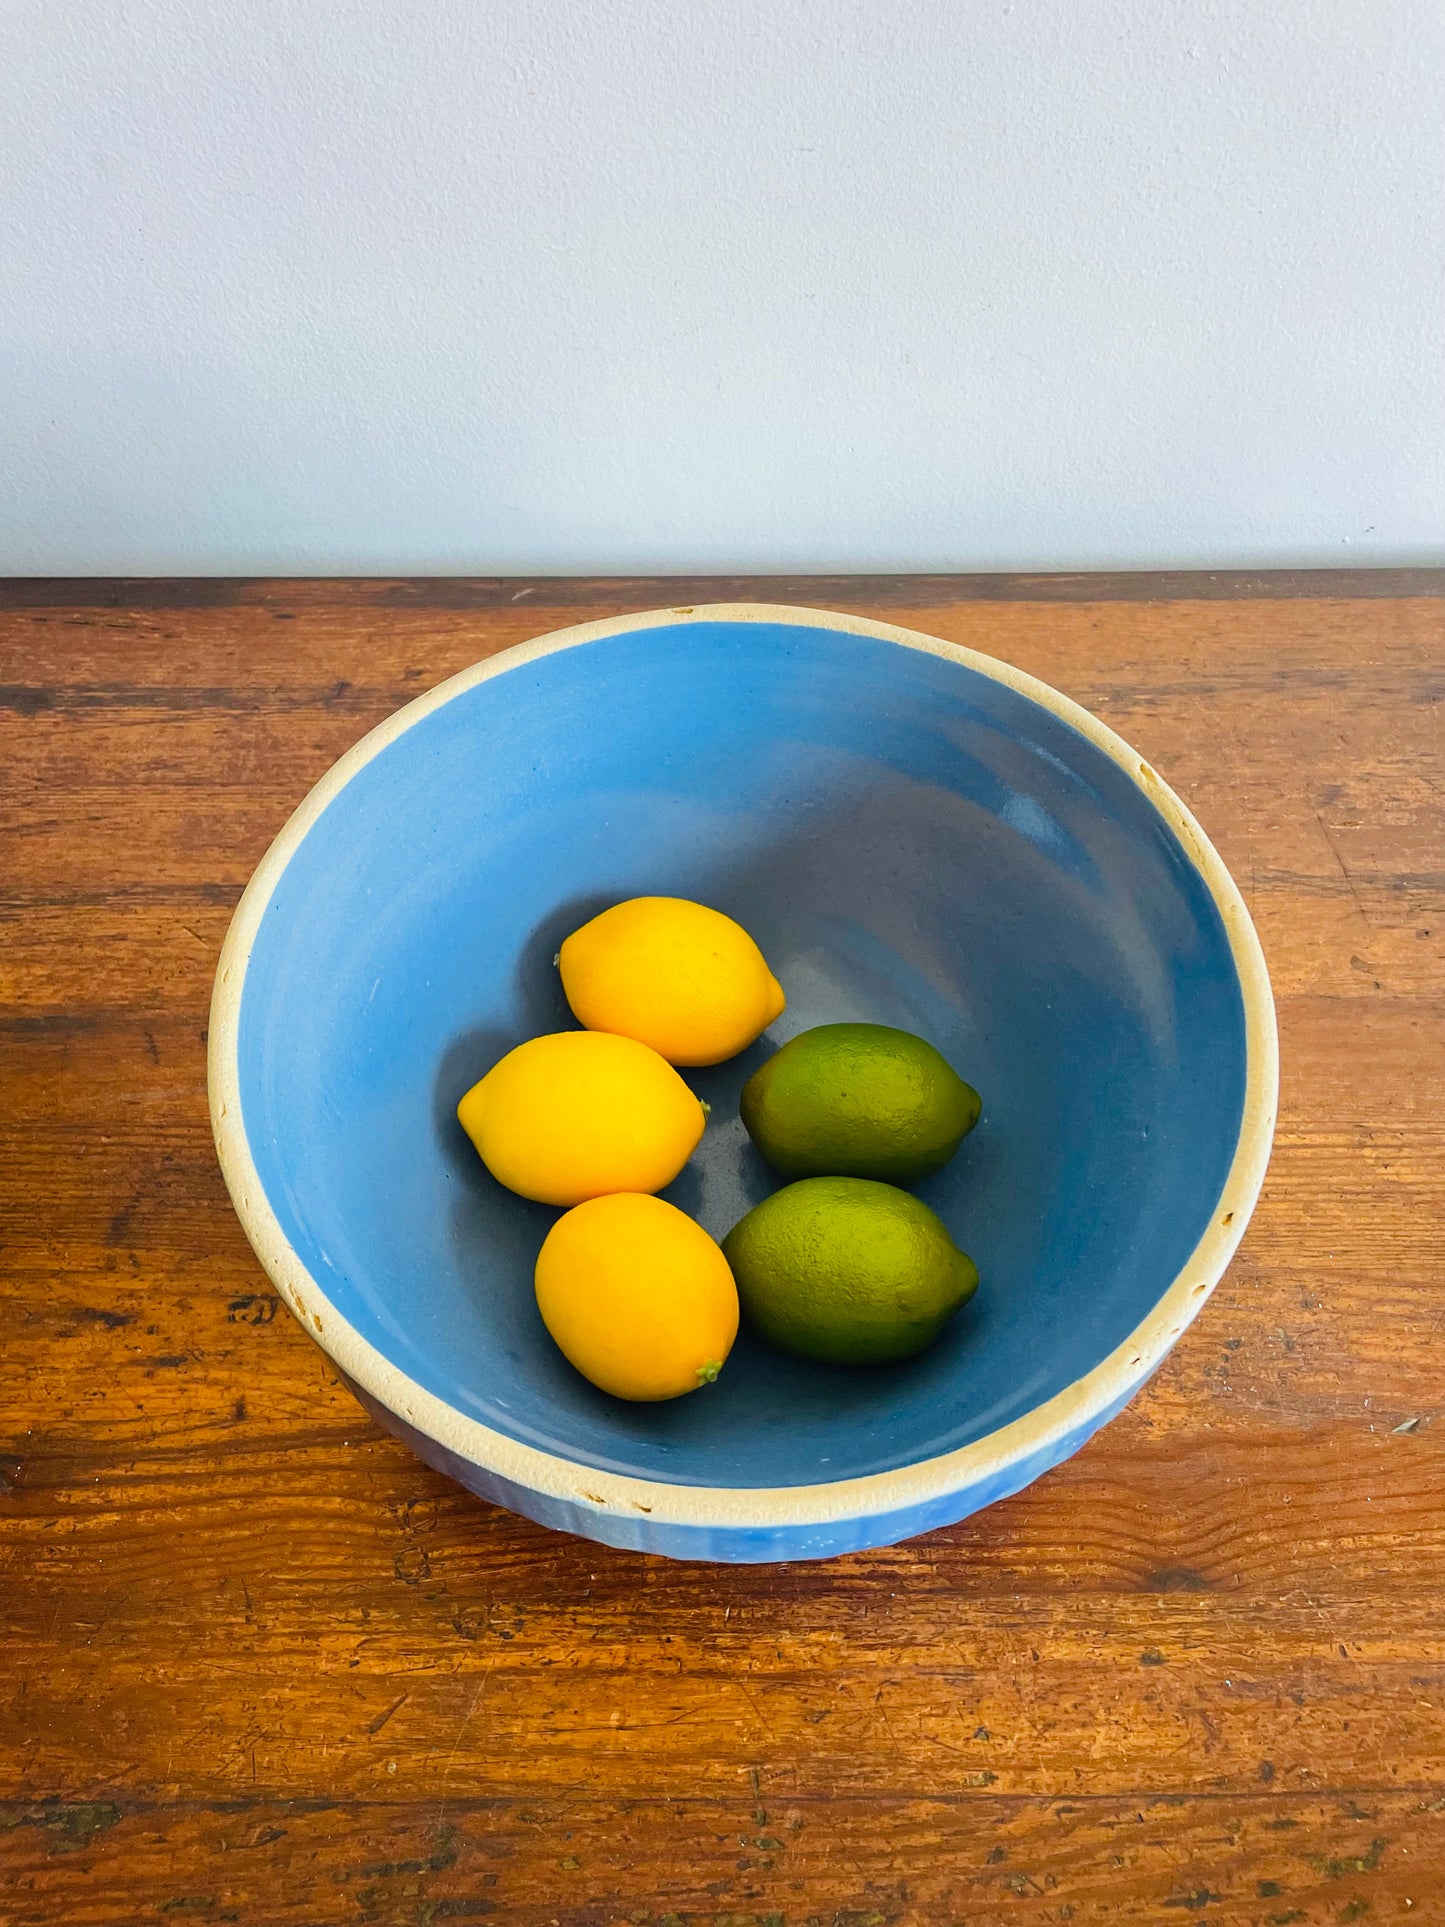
left=2, top=574, right=1442, bottom=1927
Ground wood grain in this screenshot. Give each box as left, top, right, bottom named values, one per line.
left=2, top=575, right=1442, bottom=1925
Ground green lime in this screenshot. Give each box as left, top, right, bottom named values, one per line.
left=739, top=1022, right=981, bottom=1184
left=722, top=1176, right=979, bottom=1365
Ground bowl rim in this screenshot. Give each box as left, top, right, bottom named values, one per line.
left=208, top=601, right=1278, bottom=1530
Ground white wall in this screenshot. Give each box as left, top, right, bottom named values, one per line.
left=2, top=1, right=1442, bottom=575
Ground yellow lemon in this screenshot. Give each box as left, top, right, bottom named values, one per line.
left=559, top=896, right=785, bottom=1066
left=535, top=1193, right=739, bottom=1400
left=456, top=1031, right=705, bottom=1206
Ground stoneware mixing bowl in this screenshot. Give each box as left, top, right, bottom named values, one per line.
left=209, top=604, right=1276, bottom=1562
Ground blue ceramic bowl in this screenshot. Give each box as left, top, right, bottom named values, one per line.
left=210, top=605, right=1275, bottom=1562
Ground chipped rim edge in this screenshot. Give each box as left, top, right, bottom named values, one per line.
left=207, top=602, right=1278, bottom=1533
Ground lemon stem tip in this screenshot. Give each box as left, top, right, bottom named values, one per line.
left=695, top=1360, right=721, bottom=1385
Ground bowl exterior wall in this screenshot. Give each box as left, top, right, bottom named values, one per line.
left=346, top=1373, right=1143, bottom=1562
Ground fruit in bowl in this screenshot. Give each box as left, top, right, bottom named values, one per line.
left=560, top=895, right=785, bottom=1066
left=741, top=1022, right=981, bottom=1184
left=456, top=1029, right=706, bottom=1206
left=455, top=897, right=984, bottom=1398
left=724, top=1176, right=979, bottom=1366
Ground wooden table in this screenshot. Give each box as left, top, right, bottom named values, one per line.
left=3, top=573, right=1442, bottom=1925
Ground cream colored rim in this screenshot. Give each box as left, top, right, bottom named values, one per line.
left=208, top=603, right=1278, bottom=1532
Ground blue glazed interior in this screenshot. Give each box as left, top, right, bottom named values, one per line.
left=237, top=621, right=1247, bottom=1488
